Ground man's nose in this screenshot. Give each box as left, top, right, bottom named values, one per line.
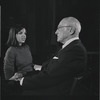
left=55, top=30, right=58, bottom=35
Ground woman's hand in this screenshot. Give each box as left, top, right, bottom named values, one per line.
left=9, top=73, right=23, bottom=81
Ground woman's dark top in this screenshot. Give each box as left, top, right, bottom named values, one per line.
left=4, top=45, right=33, bottom=80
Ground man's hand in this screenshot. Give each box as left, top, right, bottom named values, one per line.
left=34, top=64, right=42, bottom=71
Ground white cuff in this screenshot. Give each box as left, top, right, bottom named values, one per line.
left=20, top=77, right=24, bottom=86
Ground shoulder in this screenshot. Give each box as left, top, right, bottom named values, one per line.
left=74, top=40, right=87, bottom=53
left=7, top=46, right=15, bottom=51
left=6, top=46, right=16, bottom=55
left=25, top=44, right=30, bottom=48
left=70, top=40, right=86, bottom=51
left=63, top=40, right=87, bottom=54
left=23, top=44, right=31, bottom=50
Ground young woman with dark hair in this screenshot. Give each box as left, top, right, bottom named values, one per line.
left=4, top=24, right=33, bottom=80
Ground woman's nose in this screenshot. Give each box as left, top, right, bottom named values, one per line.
left=22, top=33, right=26, bottom=37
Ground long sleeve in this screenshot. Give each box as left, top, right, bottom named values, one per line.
left=4, top=47, right=15, bottom=80
left=4, top=45, right=33, bottom=80
left=22, top=40, right=87, bottom=90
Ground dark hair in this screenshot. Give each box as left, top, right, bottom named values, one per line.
left=7, top=24, right=26, bottom=47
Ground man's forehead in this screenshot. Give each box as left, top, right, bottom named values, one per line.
left=58, top=20, right=69, bottom=27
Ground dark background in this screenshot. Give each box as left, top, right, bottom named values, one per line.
left=0, top=0, right=99, bottom=97
left=1, top=0, right=99, bottom=63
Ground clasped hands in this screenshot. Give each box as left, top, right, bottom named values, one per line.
left=9, top=72, right=23, bottom=81
left=9, top=64, right=42, bottom=81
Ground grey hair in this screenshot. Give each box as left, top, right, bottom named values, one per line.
left=62, top=17, right=81, bottom=33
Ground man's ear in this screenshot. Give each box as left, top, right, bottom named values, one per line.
left=70, top=27, right=75, bottom=35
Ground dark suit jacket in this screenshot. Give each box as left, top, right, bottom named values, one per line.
left=22, top=40, right=87, bottom=96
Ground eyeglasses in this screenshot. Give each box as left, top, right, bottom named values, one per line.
left=57, top=26, right=71, bottom=30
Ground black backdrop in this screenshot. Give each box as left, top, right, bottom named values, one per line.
left=1, top=0, right=99, bottom=64
left=0, top=0, right=99, bottom=97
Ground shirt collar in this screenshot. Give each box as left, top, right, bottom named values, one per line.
left=62, top=37, right=79, bottom=49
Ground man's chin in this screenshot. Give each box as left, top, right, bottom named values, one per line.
left=22, top=41, right=25, bottom=43
left=57, top=39, right=59, bottom=42
left=57, top=39, right=61, bottom=42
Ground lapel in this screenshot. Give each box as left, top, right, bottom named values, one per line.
left=57, top=39, right=81, bottom=55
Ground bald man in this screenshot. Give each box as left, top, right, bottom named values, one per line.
left=10, top=17, right=87, bottom=96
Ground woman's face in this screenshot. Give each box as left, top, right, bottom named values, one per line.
left=16, top=28, right=26, bottom=45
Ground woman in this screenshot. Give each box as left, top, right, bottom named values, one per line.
left=4, top=24, right=33, bottom=80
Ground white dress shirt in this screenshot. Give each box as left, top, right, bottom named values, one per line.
left=62, top=37, right=79, bottom=49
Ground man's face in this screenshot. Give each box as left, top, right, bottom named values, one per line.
left=55, top=22, right=71, bottom=43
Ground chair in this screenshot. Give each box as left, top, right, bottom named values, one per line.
left=69, top=76, right=83, bottom=95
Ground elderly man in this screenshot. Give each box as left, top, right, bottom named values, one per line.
left=10, top=17, right=87, bottom=96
